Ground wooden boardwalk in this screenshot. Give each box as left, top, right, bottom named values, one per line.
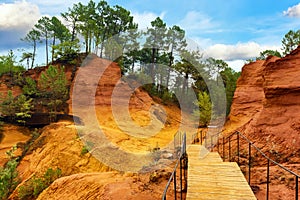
left=186, top=145, right=256, bottom=200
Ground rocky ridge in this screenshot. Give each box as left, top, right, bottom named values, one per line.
left=225, top=47, right=300, bottom=199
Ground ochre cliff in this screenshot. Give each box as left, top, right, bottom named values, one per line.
left=226, top=47, right=300, bottom=163
left=3, top=54, right=182, bottom=199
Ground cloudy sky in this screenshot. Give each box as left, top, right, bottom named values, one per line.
left=1, top=0, right=300, bottom=71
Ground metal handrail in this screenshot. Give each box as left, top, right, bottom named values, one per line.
left=211, top=130, right=300, bottom=200
left=162, top=133, right=188, bottom=200
left=236, top=131, right=300, bottom=177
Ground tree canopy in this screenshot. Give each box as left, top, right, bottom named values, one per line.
left=15, top=0, right=243, bottom=126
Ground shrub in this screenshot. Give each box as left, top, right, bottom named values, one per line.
left=39, top=65, right=68, bottom=121
left=0, top=91, right=33, bottom=124
left=193, top=91, right=212, bottom=127
left=22, top=77, right=39, bottom=97
left=18, top=168, right=62, bottom=199
left=81, top=146, right=89, bottom=155
left=0, top=146, right=20, bottom=200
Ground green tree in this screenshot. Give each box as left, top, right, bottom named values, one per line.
left=35, top=16, right=52, bottom=65
left=206, top=57, right=227, bottom=74
left=94, top=0, right=111, bottom=57
left=256, top=49, right=282, bottom=60
left=144, top=17, right=167, bottom=82
left=77, top=0, right=97, bottom=54
left=14, top=95, right=33, bottom=124
left=0, top=146, right=20, bottom=200
left=174, top=49, right=203, bottom=99
left=50, top=16, right=71, bottom=43
left=0, top=91, right=33, bottom=123
left=18, top=168, right=62, bottom=199
left=61, top=3, right=81, bottom=42
left=19, top=52, right=33, bottom=69
left=165, top=25, right=187, bottom=88
left=0, top=50, right=24, bottom=76
left=21, top=29, right=41, bottom=69
left=52, top=39, right=81, bottom=63
left=39, top=65, right=68, bottom=120
left=193, top=91, right=212, bottom=127
left=0, top=91, right=15, bottom=120
left=99, top=4, right=136, bottom=59
left=22, top=77, right=38, bottom=97
left=220, top=67, right=240, bottom=115
left=281, top=30, right=300, bottom=56
left=122, top=25, right=141, bottom=73
left=50, top=16, right=71, bottom=63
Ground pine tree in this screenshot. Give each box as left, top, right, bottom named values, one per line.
left=193, top=91, right=212, bottom=127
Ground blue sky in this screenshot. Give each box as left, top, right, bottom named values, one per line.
left=1, top=0, right=300, bottom=71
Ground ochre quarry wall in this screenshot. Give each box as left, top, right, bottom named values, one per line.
left=226, top=47, right=300, bottom=163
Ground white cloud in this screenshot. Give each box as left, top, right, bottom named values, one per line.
left=226, top=60, right=245, bottom=72
left=28, top=0, right=90, bottom=15
left=0, top=1, right=41, bottom=31
left=204, top=42, right=281, bottom=61
left=132, top=11, right=166, bottom=30
left=178, top=11, right=217, bottom=32
left=202, top=42, right=282, bottom=71
left=283, top=3, right=300, bottom=17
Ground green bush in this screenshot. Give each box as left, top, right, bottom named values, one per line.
left=18, top=168, right=62, bottom=199
left=23, top=77, right=39, bottom=97
left=81, top=146, right=89, bottom=155
left=39, top=65, right=69, bottom=121
left=193, top=91, right=212, bottom=127
left=0, top=50, right=25, bottom=76
left=0, top=91, right=33, bottom=124
left=0, top=146, right=20, bottom=200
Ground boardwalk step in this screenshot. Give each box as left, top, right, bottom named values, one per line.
left=186, top=145, right=256, bottom=200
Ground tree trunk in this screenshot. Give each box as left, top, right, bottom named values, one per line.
left=26, top=58, right=30, bottom=69
left=100, top=30, right=107, bottom=58
left=71, top=21, right=76, bottom=42
left=45, top=33, right=48, bottom=66
left=31, top=41, right=36, bottom=69
left=88, top=31, right=92, bottom=53
left=166, top=47, right=174, bottom=90
left=151, top=48, right=156, bottom=83
left=85, top=36, right=89, bottom=54
left=181, top=72, right=189, bottom=100
left=52, top=36, right=56, bottom=63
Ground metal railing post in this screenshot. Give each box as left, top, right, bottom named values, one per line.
left=174, top=133, right=176, bottom=153
left=296, top=176, right=298, bottom=200
left=266, top=159, right=270, bottom=200
left=222, top=137, right=225, bottom=160
left=237, top=132, right=240, bottom=165
left=174, top=170, right=177, bottom=200
left=180, top=157, right=182, bottom=200
left=229, top=136, right=231, bottom=161
left=217, top=137, right=220, bottom=153
left=248, top=143, right=251, bottom=185
left=211, top=135, right=213, bottom=150
left=200, top=131, right=203, bottom=145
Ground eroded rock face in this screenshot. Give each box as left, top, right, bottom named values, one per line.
left=17, top=122, right=112, bottom=182
left=8, top=121, right=113, bottom=199
left=4, top=55, right=182, bottom=199
left=227, top=47, right=300, bottom=163
left=37, top=172, right=124, bottom=200
left=69, top=54, right=153, bottom=112
left=37, top=170, right=173, bottom=200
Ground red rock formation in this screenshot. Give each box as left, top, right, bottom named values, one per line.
left=227, top=47, right=300, bottom=162
left=69, top=54, right=153, bottom=112
left=225, top=49, right=300, bottom=200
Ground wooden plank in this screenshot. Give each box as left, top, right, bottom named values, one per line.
left=186, top=145, right=256, bottom=200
